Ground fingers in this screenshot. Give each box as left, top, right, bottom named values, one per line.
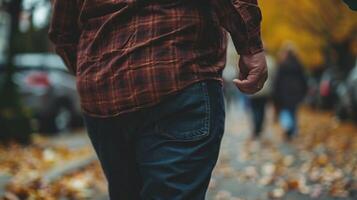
left=233, top=79, right=256, bottom=94
left=234, top=52, right=268, bottom=94
left=233, top=73, right=266, bottom=94
left=234, top=65, right=267, bottom=94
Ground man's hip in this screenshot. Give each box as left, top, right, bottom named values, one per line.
left=83, top=80, right=225, bottom=199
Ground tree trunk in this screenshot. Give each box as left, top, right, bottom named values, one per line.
left=332, top=39, right=356, bottom=75
left=0, top=0, right=32, bottom=144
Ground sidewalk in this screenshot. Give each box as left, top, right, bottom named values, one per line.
left=0, top=131, right=106, bottom=199
left=207, top=104, right=357, bottom=200
left=1, top=104, right=356, bottom=199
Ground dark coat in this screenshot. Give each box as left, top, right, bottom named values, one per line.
left=273, top=55, right=308, bottom=109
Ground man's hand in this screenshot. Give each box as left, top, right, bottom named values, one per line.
left=233, top=51, right=268, bottom=94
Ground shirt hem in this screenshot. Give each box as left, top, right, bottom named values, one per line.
left=80, top=77, right=223, bottom=118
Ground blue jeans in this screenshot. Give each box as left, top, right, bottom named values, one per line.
left=83, top=80, right=225, bottom=200
left=279, top=107, right=297, bottom=137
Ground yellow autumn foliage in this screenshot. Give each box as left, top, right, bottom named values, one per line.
left=260, top=0, right=357, bottom=69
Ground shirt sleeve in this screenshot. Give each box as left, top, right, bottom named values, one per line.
left=48, top=0, right=80, bottom=75
left=211, top=0, right=264, bottom=55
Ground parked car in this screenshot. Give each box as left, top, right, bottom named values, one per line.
left=317, top=68, right=341, bottom=109
left=306, top=76, right=320, bottom=108
left=336, top=61, right=357, bottom=121
left=0, top=53, right=82, bottom=133
left=305, top=68, right=340, bottom=109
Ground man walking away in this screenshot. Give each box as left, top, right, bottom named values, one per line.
left=49, top=0, right=267, bottom=199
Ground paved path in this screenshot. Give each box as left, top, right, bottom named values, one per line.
left=92, top=103, right=357, bottom=200
left=206, top=103, right=354, bottom=200
left=3, top=103, right=355, bottom=200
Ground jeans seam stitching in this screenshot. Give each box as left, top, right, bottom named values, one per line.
left=157, top=81, right=211, bottom=141
left=202, top=81, right=210, bottom=138
left=181, top=81, right=210, bottom=140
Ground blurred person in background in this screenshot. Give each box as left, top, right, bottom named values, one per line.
left=48, top=0, right=267, bottom=199
left=248, top=54, right=276, bottom=139
left=273, top=46, right=308, bottom=141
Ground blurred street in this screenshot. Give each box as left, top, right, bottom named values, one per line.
left=208, top=104, right=357, bottom=200
left=1, top=102, right=357, bottom=200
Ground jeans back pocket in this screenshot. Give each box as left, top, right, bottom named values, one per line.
left=156, top=81, right=211, bottom=141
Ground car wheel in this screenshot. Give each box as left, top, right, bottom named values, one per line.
left=39, top=103, right=74, bottom=134
left=54, top=106, right=72, bottom=133
left=336, top=103, right=349, bottom=121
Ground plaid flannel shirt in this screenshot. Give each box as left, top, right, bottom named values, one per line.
left=49, top=0, right=263, bottom=117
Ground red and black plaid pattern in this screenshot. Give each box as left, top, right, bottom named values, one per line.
left=49, top=0, right=263, bottom=117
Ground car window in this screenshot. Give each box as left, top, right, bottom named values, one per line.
left=13, top=54, right=66, bottom=70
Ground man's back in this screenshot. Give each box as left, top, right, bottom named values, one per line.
left=49, top=0, right=264, bottom=117
left=50, top=0, right=228, bottom=117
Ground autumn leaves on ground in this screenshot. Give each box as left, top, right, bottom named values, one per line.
left=209, top=107, right=357, bottom=200
left=0, top=107, right=356, bottom=200
left=0, top=134, right=107, bottom=200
